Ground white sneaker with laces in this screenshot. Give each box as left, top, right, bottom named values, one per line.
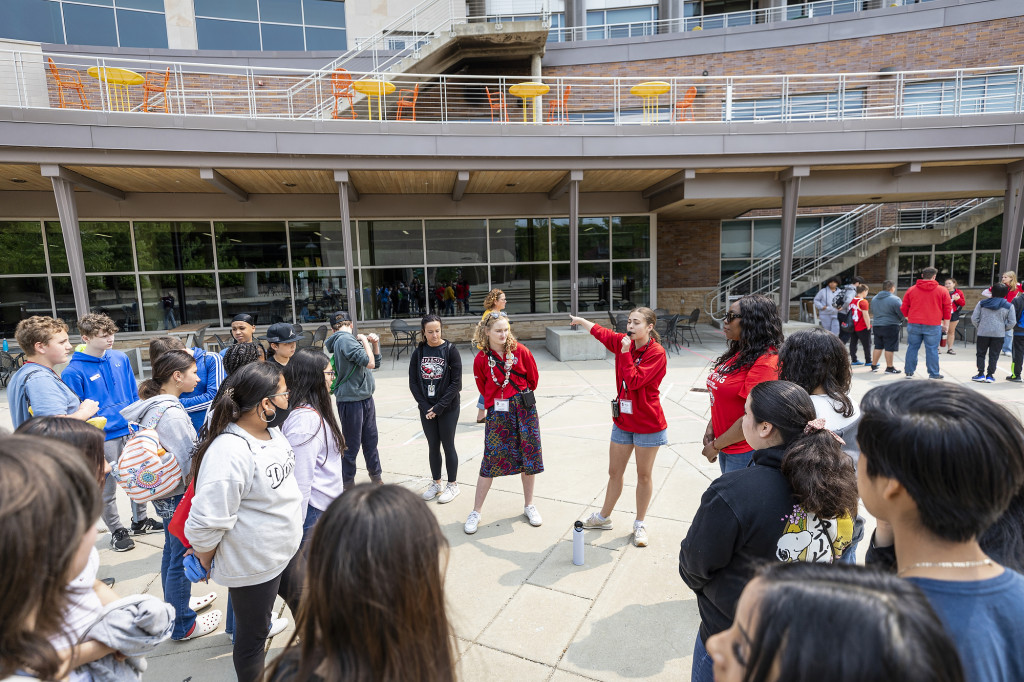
left=268, top=617, right=288, bottom=638
left=582, top=512, right=613, bottom=530
left=523, top=505, right=543, bottom=527
left=633, top=521, right=649, bottom=548
left=464, top=510, right=481, bottom=534
left=422, top=481, right=443, bottom=501
left=438, top=482, right=460, bottom=504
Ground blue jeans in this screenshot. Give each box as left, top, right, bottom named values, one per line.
left=719, top=449, right=754, bottom=474
left=337, top=397, right=383, bottom=485
left=1004, top=329, right=1013, bottom=353
left=691, top=635, right=715, bottom=682
left=151, top=494, right=197, bottom=639
left=904, top=323, right=942, bottom=377
left=301, top=504, right=325, bottom=549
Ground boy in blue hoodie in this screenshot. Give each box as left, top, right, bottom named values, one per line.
left=149, top=336, right=225, bottom=432
left=62, top=314, right=159, bottom=552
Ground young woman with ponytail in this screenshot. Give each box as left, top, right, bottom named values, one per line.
left=184, top=362, right=304, bottom=682
left=679, top=380, right=859, bottom=682
left=569, top=307, right=668, bottom=548
left=119, top=350, right=223, bottom=641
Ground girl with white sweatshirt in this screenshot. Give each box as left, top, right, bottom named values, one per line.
left=184, top=362, right=304, bottom=682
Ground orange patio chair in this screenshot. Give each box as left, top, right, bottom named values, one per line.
left=547, top=84, right=571, bottom=123
left=674, top=85, right=698, bottom=121
left=485, top=86, right=507, bottom=122
left=396, top=83, right=419, bottom=121
left=142, top=67, right=170, bottom=113
left=331, top=68, right=356, bottom=119
left=47, top=57, right=91, bottom=110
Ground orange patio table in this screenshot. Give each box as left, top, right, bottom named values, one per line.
left=352, top=79, right=396, bottom=120
left=87, top=66, right=145, bottom=111
left=509, top=81, right=550, bottom=123
left=630, top=80, right=671, bottom=124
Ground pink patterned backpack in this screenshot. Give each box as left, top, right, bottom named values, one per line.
left=113, top=405, right=183, bottom=502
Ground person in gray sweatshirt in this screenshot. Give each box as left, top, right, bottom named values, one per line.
left=971, top=282, right=1016, bottom=383
left=869, top=280, right=905, bottom=374
left=185, top=362, right=303, bottom=682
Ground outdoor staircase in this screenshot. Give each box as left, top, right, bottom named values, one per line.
left=704, top=197, right=1005, bottom=321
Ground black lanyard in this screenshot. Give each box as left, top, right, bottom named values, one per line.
left=618, top=341, right=650, bottom=398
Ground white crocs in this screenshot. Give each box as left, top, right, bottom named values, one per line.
left=188, top=591, right=217, bottom=613
left=178, top=609, right=222, bottom=641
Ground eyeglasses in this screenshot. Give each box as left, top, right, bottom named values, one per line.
left=724, top=312, right=742, bottom=323
left=267, top=391, right=290, bottom=399
left=488, top=311, right=508, bottom=319
left=324, top=370, right=336, bottom=377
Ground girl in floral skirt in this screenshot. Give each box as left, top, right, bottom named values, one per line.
left=465, top=313, right=543, bottom=534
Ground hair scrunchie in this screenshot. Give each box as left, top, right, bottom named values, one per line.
left=804, top=417, right=846, bottom=445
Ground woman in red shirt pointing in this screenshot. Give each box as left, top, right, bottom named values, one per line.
left=705, top=294, right=783, bottom=474
left=465, top=313, right=543, bottom=535
left=569, top=307, right=667, bottom=548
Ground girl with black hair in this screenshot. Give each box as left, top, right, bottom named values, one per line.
left=282, top=348, right=346, bottom=545
left=706, top=562, right=965, bottom=682
left=223, top=340, right=265, bottom=375
left=185, top=362, right=304, bottom=682
left=680, top=380, right=858, bottom=682
left=409, top=314, right=463, bottom=505
left=220, top=313, right=257, bottom=357
left=704, top=293, right=783, bottom=473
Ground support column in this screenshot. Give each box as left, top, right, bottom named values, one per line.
left=885, top=245, right=900, bottom=284
left=564, top=0, right=585, bottom=41
left=999, top=163, right=1024, bottom=274
left=569, top=175, right=580, bottom=316
left=530, top=53, right=542, bottom=79
left=334, top=171, right=359, bottom=333
left=778, top=166, right=808, bottom=323
left=50, top=176, right=90, bottom=320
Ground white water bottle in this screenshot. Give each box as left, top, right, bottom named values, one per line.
left=573, top=520, right=585, bottom=566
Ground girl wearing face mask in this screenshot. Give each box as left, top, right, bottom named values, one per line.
left=185, top=362, right=304, bottom=682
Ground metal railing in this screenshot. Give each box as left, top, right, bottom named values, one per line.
left=9, top=51, right=1024, bottom=125
left=704, top=198, right=1000, bottom=320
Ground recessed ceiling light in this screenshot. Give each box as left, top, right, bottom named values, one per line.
left=505, top=183, right=516, bottom=187
left=10, top=178, right=27, bottom=183
left=685, top=203, right=696, bottom=207
left=283, top=182, right=297, bottom=187
left=402, top=230, right=409, bottom=234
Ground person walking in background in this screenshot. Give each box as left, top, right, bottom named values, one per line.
left=443, top=281, right=457, bottom=316
left=848, top=283, right=872, bottom=367
left=900, top=267, right=952, bottom=379
left=971, top=282, right=1015, bottom=384
left=161, top=292, right=177, bottom=330
left=704, top=294, right=783, bottom=473
left=869, top=280, right=903, bottom=374
left=944, top=279, right=965, bottom=356
left=813, top=276, right=842, bottom=336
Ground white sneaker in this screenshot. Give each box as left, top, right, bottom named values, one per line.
left=438, top=482, right=460, bottom=504
left=464, top=510, right=481, bottom=534
left=523, top=505, right=543, bottom=527
left=632, top=521, right=649, bottom=548
left=582, top=512, right=612, bottom=530
left=422, top=481, right=443, bottom=501
left=268, top=617, right=288, bottom=638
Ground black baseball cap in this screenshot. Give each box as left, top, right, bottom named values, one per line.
left=261, top=322, right=302, bottom=344
left=328, top=311, right=351, bottom=327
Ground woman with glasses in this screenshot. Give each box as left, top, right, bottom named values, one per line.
left=476, top=289, right=509, bottom=422
left=704, top=294, right=783, bottom=473
left=282, top=348, right=346, bottom=546
left=185, top=362, right=305, bottom=682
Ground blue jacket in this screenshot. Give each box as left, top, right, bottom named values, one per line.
left=178, top=348, right=225, bottom=431
left=62, top=350, right=139, bottom=440
left=7, top=362, right=81, bottom=429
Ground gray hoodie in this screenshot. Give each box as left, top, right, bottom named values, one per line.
left=869, top=290, right=904, bottom=327
left=184, top=423, right=303, bottom=588
left=326, top=330, right=382, bottom=403
left=971, top=298, right=1016, bottom=338
left=119, top=395, right=197, bottom=497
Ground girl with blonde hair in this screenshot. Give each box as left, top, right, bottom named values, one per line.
left=476, top=289, right=508, bottom=422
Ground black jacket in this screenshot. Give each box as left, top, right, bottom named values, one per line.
left=679, top=446, right=794, bottom=643
left=408, top=341, right=462, bottom=416
left=1013, top=292, right=1024, bottom=336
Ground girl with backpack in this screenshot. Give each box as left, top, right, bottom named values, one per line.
left=282, top=348, right=346, bottom=546
left=119, top=350, right=222, bottom=641
left=185, top=362, right=304, bottom=682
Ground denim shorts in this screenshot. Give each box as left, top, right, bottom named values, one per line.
left=610, top=424, right=668, bottom=447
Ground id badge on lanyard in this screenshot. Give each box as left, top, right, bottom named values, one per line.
left=428, top=384, right=436, bottom=397
left=619, top=399, right=633, bottom=414
left=494, top=399, right=510, bottom=412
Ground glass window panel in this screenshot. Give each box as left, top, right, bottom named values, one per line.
left=974, top=253, right=999, bottom=289
left=116, top=0, right=164, bottom=10
left=795, top=216, right=823, bottom=244
left=219, top=270, right=291, bottom=325
left=75, top=0, right=113, bottom=5
left=134, top=222, right=214, bottom=271
left=51, top=276, right=78, bottom=332
left=933, top=254, right=971, bottom=287
left=0, top=0, right=64, bottom=43
left=357, top=220, right=422, bottom=267
left=45, top=221, right=133, bottom=273
left=115, top=9, right=168, bottom=48
left=425, top=219, right=487, bottom=265
left=303, top=0, right=346, bottom=27
left=612, top=215, right=650, bottom=260
left=86, top=274, right=140, bottom=331
left=194, top=0, right=258, bottom=20
left=294, top=268, right=358, bottom=322
left=259, top=0, right=302, bottom=23
left=936, top=228, right=974, bottom=252
left=196, top=17, right=261, bottom=50
left=720, top=221, right=752, bottom=258
left=0, top=222, right=46, bottom=275
left=553, top=262, right=611, bottom=313
left=976, top=215, right=1003, bottom=250
left=489, top=218, right=549, bottom=263
left=720, top=260, right=751, bottom=294
left=289, top=220, right=355, bottom=269
left=139, top=273, right=218, bottom=331
left=261, top=22, right=305, bottom=50
left=613, top=261, right=651, bottom=309
left=552, top=216, right=610, bottom=261
left=304, top=26, right=346, bottom=50
left=426, top=266, right=487, bottom=317
left=63, top=3, right=118, bottom=47
left=361, top=268, right=426, bottom=320
left=0, top=276, right=52, bottom=337
left=215, top=221, right=289, bottom=270
left=753, top=219, right=782, bottom=258
left=491, top=264, right=550, bottom=315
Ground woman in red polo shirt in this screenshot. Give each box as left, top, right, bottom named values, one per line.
left=464, top=313, right=543, bottom=535
left=705, top=294, right=783, bottom=474
left=569, top=308, right=667, bottom=548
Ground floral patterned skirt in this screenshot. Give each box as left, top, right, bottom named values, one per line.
left=480, top=395, right=544, bottom=478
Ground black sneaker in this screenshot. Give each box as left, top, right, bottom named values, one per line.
left=1008, top=375, right=1023, bottom=383
left=928, top=374, right=945, bottom=380
left=110, top=528, right=136, bottom=552
left=905, top=372, right=914, bottom=378
left=870, top=364, right=879, bottom=372
left=885, top=367, right=902, bottom=375
left=130, top=518, right=164, bottom=535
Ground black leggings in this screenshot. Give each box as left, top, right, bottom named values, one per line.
left=421, top=405, right=459, bottom=482
left=228, top=550, right=305, bottom=682
left=850, top=328, right=872, bottom=363
left=977, top=336, right=1002, bottom=376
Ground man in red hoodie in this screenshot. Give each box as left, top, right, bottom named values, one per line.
left=900, top=266, right=953, bottom=379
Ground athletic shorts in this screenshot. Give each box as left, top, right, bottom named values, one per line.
left=873, top=324, right=900, bottom=352
left=610, top=424, right=668, bottom=448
